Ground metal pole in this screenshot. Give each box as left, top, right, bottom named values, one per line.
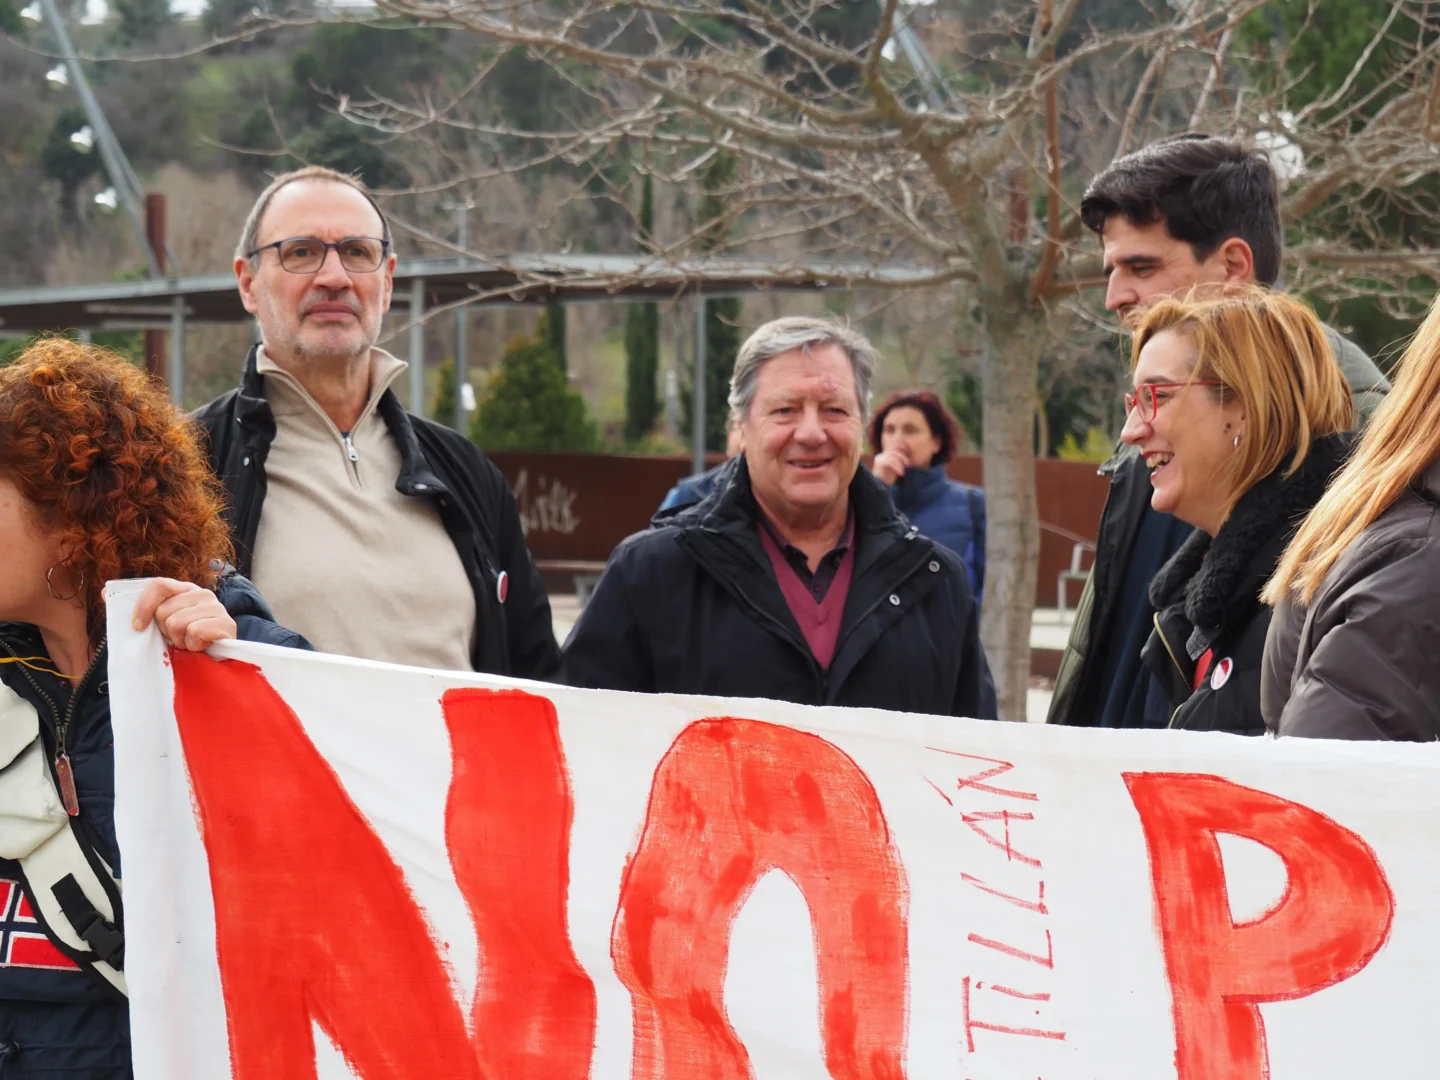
left=37, top=0, right=162, bottom=280
left=409, top=278, right=426, bottom=417
left=168, top=296, right=185, bottom=405
left=453, top=204, right=468, bottom=433
left=692, top=294, right=707, bottom=476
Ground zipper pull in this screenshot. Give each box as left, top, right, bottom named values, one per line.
left=343, top=433, right=359, bottom=463
left=55, top=753, right=79, bottom=816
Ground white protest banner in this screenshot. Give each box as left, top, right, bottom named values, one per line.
left=104, top=580, right=1440, bottom=1080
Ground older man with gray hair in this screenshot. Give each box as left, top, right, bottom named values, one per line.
left=563, top=316, right=996, bottom=717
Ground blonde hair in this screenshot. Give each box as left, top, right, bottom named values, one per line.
left=1133, top=287, right=1353, bottom=520
left=1266, top=293, right=1440, bottom=605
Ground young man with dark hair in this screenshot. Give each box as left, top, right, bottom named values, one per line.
left=1047, top=135, right=1390, bottom=730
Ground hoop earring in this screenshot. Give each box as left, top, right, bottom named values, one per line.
left=46, top=564, right=83, bottom=603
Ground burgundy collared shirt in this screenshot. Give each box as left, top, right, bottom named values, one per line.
left=756, top=511, right=856, bottom=668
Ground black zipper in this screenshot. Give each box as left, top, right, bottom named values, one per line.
left=1151, top=614, right=1190, bottom=730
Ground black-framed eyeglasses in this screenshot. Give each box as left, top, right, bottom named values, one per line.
left=1123, top=380, right=1222, bottom=422
left=246, top=236, right=390, bottom=274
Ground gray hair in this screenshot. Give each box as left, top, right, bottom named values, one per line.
left=728, top=316, right=878, bottom=424
left=235, top=165, right=392, bottom=263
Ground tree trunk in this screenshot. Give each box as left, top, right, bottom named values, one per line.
left=978, top=291, right=1046, bottom=722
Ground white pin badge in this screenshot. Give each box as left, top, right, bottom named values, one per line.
left=1210, top=657, right=1234, bottom=690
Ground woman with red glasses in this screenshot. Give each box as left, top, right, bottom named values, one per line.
left=1122, top=287, right=1353, bottom=734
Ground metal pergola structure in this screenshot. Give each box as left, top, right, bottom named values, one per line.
left=0, top=253, right=942, bottom=471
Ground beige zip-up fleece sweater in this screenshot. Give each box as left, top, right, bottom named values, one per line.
left=248, top=347, right=478, bottom=671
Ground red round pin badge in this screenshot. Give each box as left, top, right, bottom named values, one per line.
left=496, top=570, right=509, bottom=604
left=1210, top=657, right=1234, bottom=690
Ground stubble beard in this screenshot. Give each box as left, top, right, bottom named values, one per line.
left=260, top=294, right=378, bottom=375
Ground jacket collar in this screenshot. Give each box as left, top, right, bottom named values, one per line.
left=1149, top=431, right=1356, bottom=637
left=234, top=343, right=447, bottom=498
left=234, top=344, right=277, bottom=446
left=1417, top=457, right=1440, bottom=505
left=667, top=455, right=917, bottom=555
left=893, top=463, right=950, bottom=500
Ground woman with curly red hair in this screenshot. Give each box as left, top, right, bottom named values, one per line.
left=0, top=338, right=303, bottom=1076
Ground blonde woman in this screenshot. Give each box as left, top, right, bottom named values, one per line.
left=1262, top=297, right=1440, bottom=740
left=1121, top=288, right=1353, bottom=734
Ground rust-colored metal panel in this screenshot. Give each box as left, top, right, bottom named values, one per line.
left=487, top=451, right=1113, bottom=606
left=948, top=456, right=1112, bottom=608
left=485, top=452, right=714, bottom=563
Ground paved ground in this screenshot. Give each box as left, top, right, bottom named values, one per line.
left=550, top=596, right=1068, bottom=724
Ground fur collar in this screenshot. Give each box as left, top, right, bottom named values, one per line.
left=1148, top=432, right=1355, bottom=635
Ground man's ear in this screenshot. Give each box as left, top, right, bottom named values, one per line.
left=379, top=252, right=396, bottom=314
left=1218, top=237, right=1255, bottom=284
left=235, top=256, right=261, bottom=316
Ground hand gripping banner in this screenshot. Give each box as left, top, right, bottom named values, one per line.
left=102, top=581, right=1436, bottom=1080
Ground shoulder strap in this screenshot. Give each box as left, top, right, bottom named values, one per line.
left=0, top=682, right=126, bottom=999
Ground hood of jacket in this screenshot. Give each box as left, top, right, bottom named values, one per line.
left=1148, top=431, right=1355, bottom=651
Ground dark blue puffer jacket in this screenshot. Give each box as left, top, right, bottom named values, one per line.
left=887, top=465, right=986, bottom=608
left=0, top=574, right=307, bottom=1078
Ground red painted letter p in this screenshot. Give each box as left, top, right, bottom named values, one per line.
left=1125, top=772, right=1394, bottom=1080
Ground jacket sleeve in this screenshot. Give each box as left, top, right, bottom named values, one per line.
left=1271, top=538, right=1440, bottom=740
left=559, top=543, right=655, bottom=693
left=216, top=571, right=315, bottom=651
left=969, top=487, right=986, bottom=607
left=488, top=466, right=563, bottom=681
left=952, top=582, right=998, bottom=720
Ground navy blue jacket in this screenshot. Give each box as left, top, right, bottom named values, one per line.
left=0, top=575, right=306, bottom=1077
left=657, top=460, right=729, bottom=514
left=565, top=457, right=997, bottom=718
left=887, top=465, right=986, bottom=608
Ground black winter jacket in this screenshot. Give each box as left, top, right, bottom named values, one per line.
left=0, top=575, right=304, bottom=1077
left=562, top=457, right=997, bottom=718
left=193, top=346, right=559, bottom=680
left=1140, top=433, right=1353, bottom=734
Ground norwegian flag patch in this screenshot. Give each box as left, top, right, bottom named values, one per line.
left=0, top=877, right=79, bottom=971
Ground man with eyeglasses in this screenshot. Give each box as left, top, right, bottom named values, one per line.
left=1046, top=135, right=1389, bottom=731
left=194, top=166, right=560, bottom=678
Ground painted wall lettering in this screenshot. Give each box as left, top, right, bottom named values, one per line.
left=1124, top=772, right=1395, bottom=1080
left=512, top=469, right=581, bottom=536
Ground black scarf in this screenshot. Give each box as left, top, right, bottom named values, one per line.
left=1148, top=432, right=1355, bottom=653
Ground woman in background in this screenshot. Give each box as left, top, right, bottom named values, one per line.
left=870, top=389, right=985, bottom=606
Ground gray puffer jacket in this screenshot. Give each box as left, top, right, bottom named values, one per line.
left=1261, top=457, right=1440, bottom=739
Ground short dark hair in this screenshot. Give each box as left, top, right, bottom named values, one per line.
left=1081, top=135, right=1283, bottom=286
left=869, top=389, right=963, bottom=465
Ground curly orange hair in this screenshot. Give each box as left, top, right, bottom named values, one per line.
left=0, top=337, right=233, bottom=644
